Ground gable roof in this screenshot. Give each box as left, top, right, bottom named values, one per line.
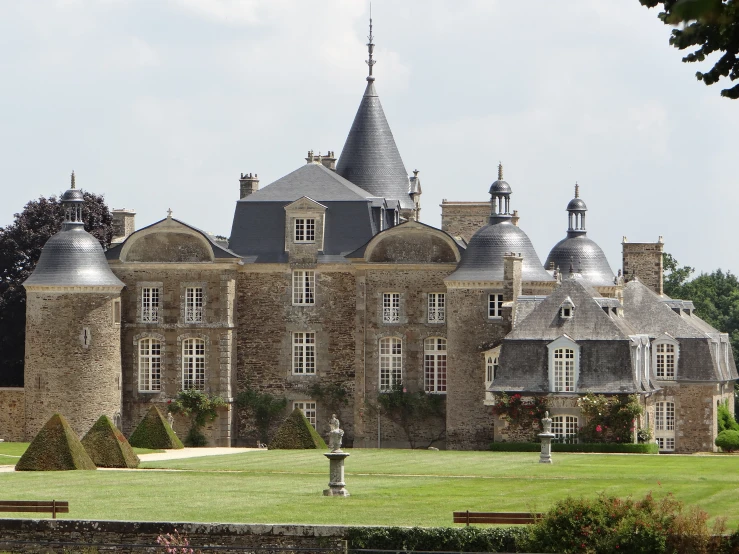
left=621, top=280, right=706, bottom=339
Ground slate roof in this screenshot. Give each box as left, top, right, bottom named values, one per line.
left=336, top=81, right=414, bottom=210
left=545, top=235, right=617, bottom=287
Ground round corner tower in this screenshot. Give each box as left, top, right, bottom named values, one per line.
left=22, top=173, right=124, bottom=439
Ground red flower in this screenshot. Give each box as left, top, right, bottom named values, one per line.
left=596, top=425, right=602, bottom=432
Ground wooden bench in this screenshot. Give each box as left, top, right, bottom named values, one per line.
left=0, top=500, right=69, bottom=519
left=453, top=510, right=542, bottom=526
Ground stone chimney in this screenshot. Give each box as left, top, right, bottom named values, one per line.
left=503, top=252, right=523, bottom=302
left=111, top=208, right=136, bottom=244
left=622, top=236, right=664, bottom=295
left=305, top=150, right=337, bottom=171
left=511, top=210, right=520, bottom=227
left=239, top=173, right=259, bottom=199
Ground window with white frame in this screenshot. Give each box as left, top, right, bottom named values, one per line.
left=141, top=287, right=160, bottom=323
left=292, top=332, right=316, bottom=374
left=655, top=401, right=675, bottom=451
left=138, top=338, right=161, bottom=392
left=655, top=342, right=676, bottom=380
left=548, top=336, right=579, bottom=393
left=552, top=415, right=578, bottom=443
left=294, top=218, right=316, bottom=243
left=424, top=337, right=447, bottom=393
left=182, top=338, right=205, bottom=390
left=488, top=293, right=504, bottom=319
left=292, top=270, right=315, bottom=305
left=428, top=293, right=445, bottom=323
left=379, top=337, right=402, bottom=391
left=185, top=287, right=204, bottom=323
left=382, top=293, right=400, bottom=323
left=485, top=352, right=499, bottom=386
left=293, top=400, right=317, bottom=428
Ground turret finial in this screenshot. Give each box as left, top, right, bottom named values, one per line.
left=71, top=170, right=76, bottom=189
left=498, top=162, right=503, bottom=180
left=575, top=182, right=579, bottom=198
left=366, top=7, right=376, bottom=81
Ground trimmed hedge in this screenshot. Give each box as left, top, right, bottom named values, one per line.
left=268, top=408, right=327, bottom=449
left=345, top=526, right=526, bottom=552
left=81, top=415, right=140, bottom=468
left=490, top=442, right=659, bottom=453
left=128, top=406, right=184, bottom=450
left=715, top=429, right=739, bottom=452
left=16, top=413, right=97, bottom=471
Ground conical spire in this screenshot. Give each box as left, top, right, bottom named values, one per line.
left=336, top=16, right=413, bottom=211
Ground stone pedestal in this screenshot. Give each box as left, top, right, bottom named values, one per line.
left=323, top=451, right=350, bottom=497
left=538, top=431, right=555, bottom=463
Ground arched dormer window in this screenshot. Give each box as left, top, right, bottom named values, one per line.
left=652, top=336, right=679, bottom=381
left=547, top=336, right=579, bottom=393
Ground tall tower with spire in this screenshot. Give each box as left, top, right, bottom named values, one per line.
left=336, top=16, right=420, bottom=221
left=23, top=172, right=125, bottom=438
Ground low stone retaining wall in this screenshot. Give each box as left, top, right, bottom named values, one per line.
left=0, top=387, right=25, bottom=442
left=0, top=519, right=348, bottom=553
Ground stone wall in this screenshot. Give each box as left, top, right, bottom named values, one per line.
left=622, top=238, right=663, bottom=295
left=0, top=388, right=25, bottom=441
left=0, top=519, right=346, bottom=554
left=24, top=291, right=122, bottom=439
left=440, top=201, right=490, bottom=244
left=236, top=266, right=357, bottom=446
left=112, top=265, right=237, bottom=446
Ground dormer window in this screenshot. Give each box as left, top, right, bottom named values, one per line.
left=653, top=339, right=678, bottom=380
left=294, top=218, right=315, bottom=243
left=547, top=336, right=579, bottom=393
left=560, top=297, right=575, bottom=319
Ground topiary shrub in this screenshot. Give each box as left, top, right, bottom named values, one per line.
left=715, top=429, right=739, bottom=452
left=16, top=414, right=97, bottom=471
left=128, top=406, right=184, bottom=450
left=718, top=400, right=739, bottom=433
left=81, top=415, right=140, bottom=468
left=268, top=408, right=327, bottom=449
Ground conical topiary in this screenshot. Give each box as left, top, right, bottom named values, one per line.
left=81, top=415, right=140, bottom=468
left=128, top=405, right=184, bottom=449
left=268, top=408, right=328, bottom=449
left=16, top=414, right=97, bottom=471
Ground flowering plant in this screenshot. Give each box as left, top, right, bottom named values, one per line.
left=492, top=393, right=548, bottom=427
left=577, top=393, right=643, bottom=443
left=156, top=529, right=199, bottom=554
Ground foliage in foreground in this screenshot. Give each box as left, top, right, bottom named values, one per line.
left=16, top=413, right=96, bottom=471
left=490, top=442, right=658, bottom=453
left=128, top=406, right=184, bottom=450
left=235, top=388, right=288, bottom=444
left=167, top=390, right=226, bottom=447
left=345, top=526, right=526, bottom=553
left=268, top=408, right=327, bottom=450
left=81, top=415, right=140, bottom=468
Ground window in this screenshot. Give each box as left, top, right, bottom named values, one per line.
left=655, top=342, right=676, bottom=380
left=294, top=218, right=315, bottom=243
left=141, top=287, right=160, bottom=323
left=112, top=298, right=121, bottom=325
left=553, top=348, right=576, bottom=392
left=379, top=337, right=402, bottom=391
left=560, top=296, right=575, bottom=319
left=182, top=338, right=205, bottom=390
left=428, top=293, right=445, bottom=323
left=424, top=337, right=447, bottom=393
left=292, top=332, right=316, bottom=374
left=293, top=401, right=317, bottom=428
left=488, top=293, right=504, bottom=319
left=383, top=293, right=400, bottom=323
left=655, top=401, right=675, bottom=451
left=486, top=353, right=499, bottom=385
left=292, top=270, right=316, bottom=305
left=552, top=415, right=578, bottom=443
left=138, top=338, right=162, bottom=392
left=185, top=287, right=203, bottom=323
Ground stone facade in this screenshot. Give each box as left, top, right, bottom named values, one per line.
left=440, top=201, right=490, bottom=243
left=0, top=388, right=25, bottom=441
left=622, top=237, right=664, bottom=295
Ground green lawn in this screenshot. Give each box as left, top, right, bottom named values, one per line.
left=1, top=447, right=738, bottom=528
left=0, top=442, right=161, bottom=463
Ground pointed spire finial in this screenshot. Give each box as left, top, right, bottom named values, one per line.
left=366, top=7, right=376, bottom=82
left=575, top=182, right=579, bottom=198
left=71, top=170, right=76, bottom=189
left=498, top=162, right=503, bottom=180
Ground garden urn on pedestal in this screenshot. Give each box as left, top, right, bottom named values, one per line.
left=323, top=414, right=350, bottom=497
left=538, top=411, right=555, bottom=464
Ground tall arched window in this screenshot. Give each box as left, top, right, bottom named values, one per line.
left=548, top=336, right=579, bottom=393
left=424, top=337, right=447, bottom=393
left=652, top=338, right=678, bottom=380
left=379, top=337, right=402, bottom=392
left=182, top=338, right=205, bottom=390
left=138, top=338, right=161, bottom=392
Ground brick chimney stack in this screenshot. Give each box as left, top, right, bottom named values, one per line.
left=239, top=173, right=259, bottom=199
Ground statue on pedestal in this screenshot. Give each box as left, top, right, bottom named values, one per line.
left=328, top=414, right=344, bottom=452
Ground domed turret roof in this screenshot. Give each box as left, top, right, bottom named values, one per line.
left=567, top=197, right=587, bottom=211
left=545, top=235, right=616, bottom=287
left=489, top=179, right=512, bottom=195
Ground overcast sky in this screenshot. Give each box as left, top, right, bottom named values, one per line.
left=1, top=1, right=737, bottom=276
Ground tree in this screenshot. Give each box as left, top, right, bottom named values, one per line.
left=167, top=389, right=227, bottom=447
left=0, top=192, right=113, bottom=387
left=639, top=0, right=739, bottom=98
left=235, top=388, right=288, bottom=444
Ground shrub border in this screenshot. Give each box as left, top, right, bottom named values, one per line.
left=490, top=442, right=658, bottom=453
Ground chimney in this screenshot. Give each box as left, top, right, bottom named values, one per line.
left=239, top=173, right=259, bottom=199
left=622, top=236, right=664, bottom=295
left=503, top=252, right=523, bottom=302
left=111, top=208, right=136, bottom=244
left=511, top=210, right=520, bottom=227
left=306, top=150, right=336, bottom=170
